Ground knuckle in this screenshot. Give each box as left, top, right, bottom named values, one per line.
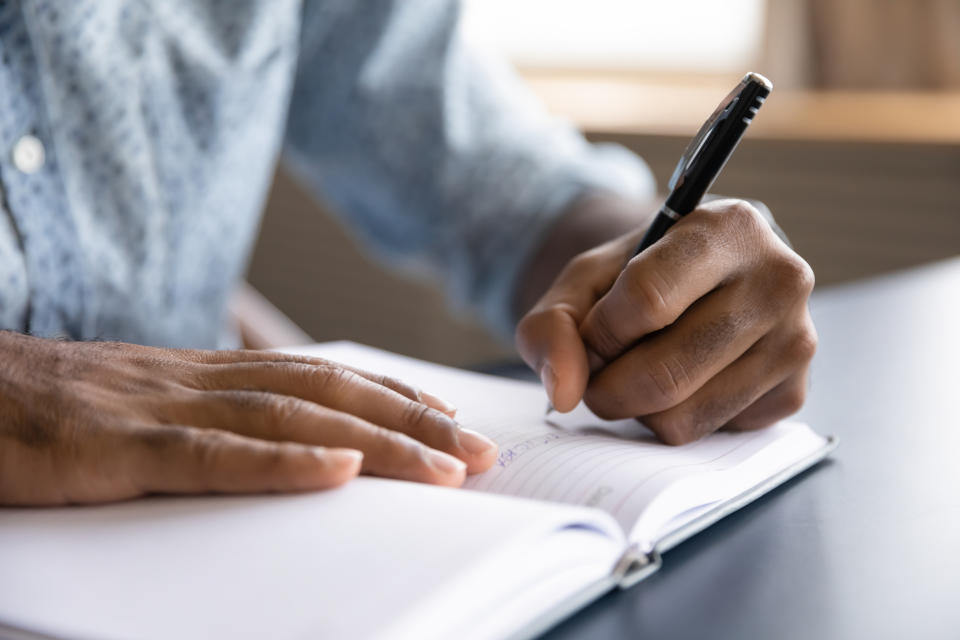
left=720, top=199, right=763, bottom=233
left=311, top=364, right=358, bottom=395
left=565, top=246, right=614, bottom=283
left=369, top=424, right=417, bottom=459
left=533, top=304, right=571, bottom=328
left=219, top=389, right=269, bottom=412
left=399, top=400, right=437, bottom=434
left=787, top=326, right=818, bottom=365
left=621, top=263, right=675, bottom=330
left=179, top=361, right=224, bottom=392
left=582, top=372, right=634, bottom=420
left=186, top=431, right=229, bottom=483
left=258, top=444, right=290, bottom=479
left=281, top=362, right=318, bottom=387
left=117, top=368, right=184, bottom=395
left=585, top=355, right=692, bottom=420
left=772, top=253, right=816, bottom=300
left=780, top=383, right=807, bottom=415
left=514, top=311, right=539, bottom=346
left=694, top=389, right=750, bottom=434
left=379, top=375, right=420, bottom=401
left=703, top=200, right=766, bottom=250
left=584, top=309, right=626, bottom=360
left=643, top=356, right=690, bottom=411
left=643, top=412, right=696, bottom=446
left=136, top=423, right=192, bottom=455
left=565, top=250, right=596, bottom=278
left=583, top=389, right=626, bottom=421
left=178, top=426, right=216, bottom=465
left=264, top=394, right=306, bottom=431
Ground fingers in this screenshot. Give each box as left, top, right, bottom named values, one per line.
left=610, top=317, right=816, bottom=445
left=579, top=201, right=766, bottom=362
left=583, top=282, right=775, bottom=420
left=515, top=241, right=630, bottom=412
left=187, top=363, right=496, bottom=473
left=181, top=348, right=456, bottom=416
left=131, top=424, right=363, bottom=495
left=160, top=390, right=472, bottom=486
left=569, top=199, right=817, bottom=444
left=158, top=349, right=495, bottom=483
left=725, top=369, right=811, bottom=432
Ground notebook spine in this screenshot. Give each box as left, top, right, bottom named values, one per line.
left=613, top=544, right=662, bottom=589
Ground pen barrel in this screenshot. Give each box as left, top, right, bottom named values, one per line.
left=635, top=72, right=772, bottom=258
left=666, top=74, right=772, bottom=216
left=664, top=186, right=706, bottom=218
left=634, top=209, right=677, bottom=255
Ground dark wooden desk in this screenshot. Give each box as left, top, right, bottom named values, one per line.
left=543, top=258, right=960, bottom=639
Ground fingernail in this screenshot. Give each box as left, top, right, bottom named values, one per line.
left=421, top=391, right=457, bottom=416
left=427, top=450, right=467, bottom=475
left=457, top=428, right=496, bottom=455
left=540, top=362, right=557, bottom=401
left=322, top=448, right=364, bottom=468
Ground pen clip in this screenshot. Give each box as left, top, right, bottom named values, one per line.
left=667, top=79, right=749, bottom=191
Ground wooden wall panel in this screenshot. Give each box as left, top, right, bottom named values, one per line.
left=596, top=134, right=960, bottom=285
left=247, top=136, right=959, bottom=365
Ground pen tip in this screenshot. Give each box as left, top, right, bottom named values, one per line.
left=545, top=402, right=555, bottom=416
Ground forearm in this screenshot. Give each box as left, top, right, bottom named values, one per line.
left=511, top=193, right=658, bottom=322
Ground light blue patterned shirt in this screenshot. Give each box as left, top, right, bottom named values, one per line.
left=0, top=0, right=654, bottom=348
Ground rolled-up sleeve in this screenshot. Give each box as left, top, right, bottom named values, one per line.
left=283, top=0, right=656, bottom=336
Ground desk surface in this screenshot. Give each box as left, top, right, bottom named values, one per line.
left=543, top=258, right=960, bottom=640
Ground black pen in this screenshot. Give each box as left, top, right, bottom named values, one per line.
left=545, top=72, right=772, bottom=416
left=634, top=71, right=772, bottom=254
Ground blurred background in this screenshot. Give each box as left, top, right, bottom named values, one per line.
left=246, top=0, right=960, bottom=366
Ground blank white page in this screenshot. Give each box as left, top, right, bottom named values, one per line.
left=293, top=343, right=826, bottom=535
left=0, top=478, right=621, bottom=640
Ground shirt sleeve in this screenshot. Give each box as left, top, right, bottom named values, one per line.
left=282, top=0, right=656, bottom=337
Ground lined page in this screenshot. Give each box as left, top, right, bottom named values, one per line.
left=289, top=343, right=825, bottom=533
left=465, top=407, right=816, bottom=532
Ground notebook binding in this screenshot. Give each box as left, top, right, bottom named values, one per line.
left=613, top=544, right=663, bottom=589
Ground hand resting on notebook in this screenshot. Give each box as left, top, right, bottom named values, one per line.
left=515, top=197, right=816, bottom=445
left=0, top=332, right=497, bottom=506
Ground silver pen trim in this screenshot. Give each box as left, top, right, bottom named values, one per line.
left=661, top=205, right=681, bottom=221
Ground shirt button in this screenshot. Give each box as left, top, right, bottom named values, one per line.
left=12, top=134, right=46, bottom=174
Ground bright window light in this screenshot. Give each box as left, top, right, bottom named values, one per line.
left=461, top=0, right=766, bottom=72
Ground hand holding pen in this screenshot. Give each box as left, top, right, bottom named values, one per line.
left=515, top=73, right=818, bottom=445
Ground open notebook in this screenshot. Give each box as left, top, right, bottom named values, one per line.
left=0, top=342, right=835, bottom=640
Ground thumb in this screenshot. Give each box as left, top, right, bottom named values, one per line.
left=515, top=236, right=635, bottom=412
left=515, top=303, right=589, bottom=413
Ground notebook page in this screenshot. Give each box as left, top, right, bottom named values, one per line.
left=288, top=343, right=825, bottom=534
left=465, top=405, right=819, bottom=534
left=0, top=478, right=622, bottom=640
